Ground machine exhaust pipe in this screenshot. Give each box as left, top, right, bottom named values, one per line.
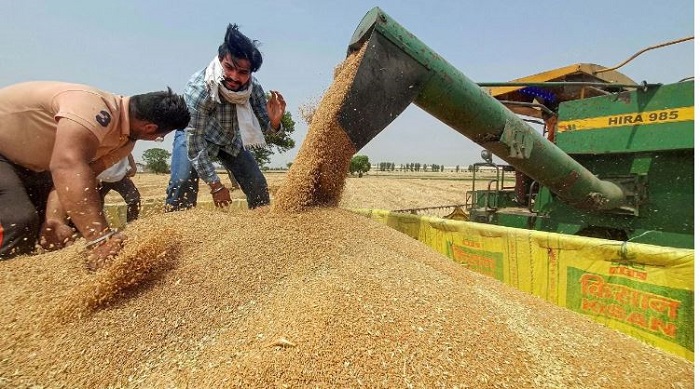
left=337, top=7, right=625, bottom=212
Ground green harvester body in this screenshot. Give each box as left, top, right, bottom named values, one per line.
left=338, top=7, right=694, bottom=249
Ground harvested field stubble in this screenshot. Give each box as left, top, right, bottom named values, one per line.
left=0, top=209, right=693, bottom=387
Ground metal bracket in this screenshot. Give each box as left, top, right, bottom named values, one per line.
left=501, top=117, right=534, bottom=159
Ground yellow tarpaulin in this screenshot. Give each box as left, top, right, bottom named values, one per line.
left=354, top=209, right=694, bottom=361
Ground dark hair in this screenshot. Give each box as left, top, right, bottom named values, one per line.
left=129, top=87, right=190, bottom=134
left=217, top=23, right=263, bottom=72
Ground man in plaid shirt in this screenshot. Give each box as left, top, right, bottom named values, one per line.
left=165, top=24, right=286, bottom=210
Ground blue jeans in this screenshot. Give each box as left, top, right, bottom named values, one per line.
left=165, top=130, right=199, bottom=211
left=165, top=129, right=270, bottom=210
left=218, top=147, right=270, bottom=209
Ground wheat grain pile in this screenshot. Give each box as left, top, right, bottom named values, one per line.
left=0, top=208, right=693, bottom=388
left=0, top=45, right=693, bottom=388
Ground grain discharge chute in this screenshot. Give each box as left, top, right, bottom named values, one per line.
left=338, top=7, right=693, bottom=249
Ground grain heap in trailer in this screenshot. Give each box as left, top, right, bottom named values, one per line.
left=0, top=7, right=693, bottom=388
left=337, top=7, right=694, bottom=360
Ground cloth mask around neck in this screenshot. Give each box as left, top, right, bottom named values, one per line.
left=204, top=56, right=266, bottom=148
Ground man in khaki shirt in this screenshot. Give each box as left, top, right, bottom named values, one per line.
left=0, top=81, right=190, bottom=270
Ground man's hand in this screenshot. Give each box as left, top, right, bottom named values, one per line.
left=210, top=181, right=232, bottom=208
left=267, top=90, right=286, bottom=132
left=85, top=231, right=127, bottom=271
left=39, top=219, right=77, bottom=250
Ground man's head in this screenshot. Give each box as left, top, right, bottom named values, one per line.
left=128, top=87, right=190, bottom=140
left=218, top=24, right=262, bottom=91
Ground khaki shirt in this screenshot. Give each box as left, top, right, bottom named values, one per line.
left=0, top=81, right=134, bottom=173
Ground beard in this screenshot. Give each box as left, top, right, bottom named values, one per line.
left=222, top=78, right=247, bottom=91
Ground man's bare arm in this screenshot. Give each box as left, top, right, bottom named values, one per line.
left=49, top=118, right=111, bottom=241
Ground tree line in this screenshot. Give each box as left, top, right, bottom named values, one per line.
left=141, top=151, right=481, bottom=176
left=376, top=162, right=480, bottom=173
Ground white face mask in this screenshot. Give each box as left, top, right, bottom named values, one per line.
left=97, top=157, right=131, bottom=183
left=217, top=82, right=252, bottom=105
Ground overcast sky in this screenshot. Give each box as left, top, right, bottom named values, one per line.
left=0, top=0, right=694, bottom=168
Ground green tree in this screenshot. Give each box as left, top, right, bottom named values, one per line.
left=250, top=97, right=296, bottom=168
left=143, top=148, right=171, bottom=174
left=349, top=155, right=371, bottom=177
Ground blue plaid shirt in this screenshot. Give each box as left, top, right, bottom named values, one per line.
left=184, top=68, right=275, bottom=184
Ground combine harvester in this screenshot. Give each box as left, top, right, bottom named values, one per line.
left=340, top=8, right=694, bottom=360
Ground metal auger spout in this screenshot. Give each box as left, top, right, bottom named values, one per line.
left=336, top=7, right=625, bottom=211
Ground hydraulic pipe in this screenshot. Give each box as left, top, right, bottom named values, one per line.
left=477, top=82, right=651, bottom=89
left=337, top=7, right=625, bottom=211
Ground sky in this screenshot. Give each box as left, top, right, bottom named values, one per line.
left=0, top=0, right=694, bottom=168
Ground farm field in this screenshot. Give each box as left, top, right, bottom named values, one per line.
left=108, top=170, right=509, bottom=215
